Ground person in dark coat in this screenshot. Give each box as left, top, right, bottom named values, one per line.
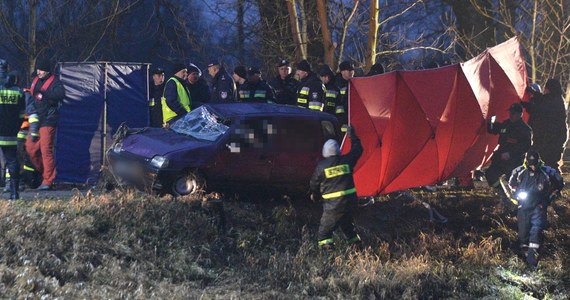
left=237, top=66, right=276, bottom=103
left=269, top=59, right=299, bottom=105
left=25, top=58, right=65, bottom=191
left=295, top=60, right=324, bottom=111
left=335, top=61, right=354, bottom=132
left=509, top=151, right=564, bottom=270
left=232, top=65, right=247, bottom=92
left=149, top=67, right=165, bottom=127
left=0, top=60, right=25, bottom=199
left=485, top=103, right=532, bottom=206
left=522, top=79, right=568, bottom=173
left=310, top=126, right=363, bottom=251
left=207, top=59, right=236, bottom=103
left=319, top=64, right=341, bottom=116
left=186, top=63, right=210, bottom=108
left=366, top=62, right=384, bottom=76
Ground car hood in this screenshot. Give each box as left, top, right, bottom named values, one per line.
left=121, top=128, right=217, bottom=159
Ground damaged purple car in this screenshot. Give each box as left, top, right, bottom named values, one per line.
left=107, top=103, right=341, bottom=196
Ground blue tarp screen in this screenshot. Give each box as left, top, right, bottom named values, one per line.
left=56, top=62, right=149, bottom=183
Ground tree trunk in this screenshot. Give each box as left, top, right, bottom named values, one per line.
left=365, top=0, right=379, bottom=72
left=317, top=0, right=334, bottom=66
left=286, top=0, right=307, bottom=60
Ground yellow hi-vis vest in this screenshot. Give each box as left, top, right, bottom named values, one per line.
left=161, top=77, right=191, bottom=124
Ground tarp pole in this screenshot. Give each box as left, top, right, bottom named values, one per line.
left=102, top=63, right=109, bottom=166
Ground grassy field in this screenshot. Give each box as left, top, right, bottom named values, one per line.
left=0, top=183, right=569, bottom=299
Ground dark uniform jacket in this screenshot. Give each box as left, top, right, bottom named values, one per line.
left=509, top=163, right=564, bottom=209
left=323, top=82, right=340, bottom=116
left=238, top=79, right=276, bottom=103
left=269, top=74, right=298, bottom=105
left=488, top=118, right=532, bottom=165
left=27, top=74, right=65, bottom=127
left=209, top=67, right=236, bottom=103
left=0, top=83, right=25, bottom=145
left=187, top=77, right=211, bottom=108
left=310, top=135, right=363, bottom=200
left=296, top=72, right=325, bottom=111
left=335, top=75, right=349, bottom=128
left=523, top=93, right=568, bottom=165
left=149, top=82, right=165, bottom=127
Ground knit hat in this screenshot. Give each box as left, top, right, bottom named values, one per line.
left=339, top=61, right=354, bottom=71
left=233, top=65, right=247, bottom=79
left=322, top=139, right=340, bottom=158
left=508, top=103, right=523, bottom=113
left=319, top=64, right=335, bottom=78
left=296, top=60, right=312, bottom=72
left=171, top=62, right=187, bottom=74
left=187, top=63, right=202, bottom=76
left=36, top=58, right=52, bottom=72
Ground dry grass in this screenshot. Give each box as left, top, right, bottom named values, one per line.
left=1, top=183, right=569, bottom=299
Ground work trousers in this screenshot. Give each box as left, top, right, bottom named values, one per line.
left=25, top=126, right=56, bottom=186
left=317, top=196, right=358, bottom=244
left=0, top=146, right=20, bottom=182
left=518, top=205, right=548, bottom=246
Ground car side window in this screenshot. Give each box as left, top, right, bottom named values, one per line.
left=321, top=120, right=337, bottom=140
left=275, top=117, right=322, bottom=152
left=227, top=117, right=277, bottom=153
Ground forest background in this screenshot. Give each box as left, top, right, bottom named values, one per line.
left=0, top=0, right=568, bottom=101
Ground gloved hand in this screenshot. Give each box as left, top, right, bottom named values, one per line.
left=347, top=125, right=356, bottom=139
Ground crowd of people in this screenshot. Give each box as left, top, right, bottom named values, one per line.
left=147, top=58, right=375, bottom=132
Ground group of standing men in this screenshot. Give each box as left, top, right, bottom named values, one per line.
left=147, top=58, right=360, bottom=131
left=1, top=58, right=65, bottom=199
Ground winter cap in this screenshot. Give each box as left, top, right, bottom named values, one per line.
left=529, top=83, right=541, bottom=93
left=233, top=65, right=247, bottom=79
left=36, top=58, right=52, bottom=72
left=151, top=67, right=164, bottom=75
left=369, top=62, right=384, bottom=75
left=525, top=150, right=541, bottom=167
left=508, top=103, right=523, bottom=113
left=296, top=60, right=312, bottom=72
left=277, top=59, right=290, bottom=67
left=545, top=78, right=562, bottom=95
left=322, top=139, right=341, bottom=158
left=247, top=66, right=261, bottom=76
left=319, top=64, right=335, bottom=78
left=339, top=61, right=354, bottom=71
left=207, top=59, right=220, bottom=68
left=187, top=63, right=202, bottom=76
left=171, top=62, right=187, bottom=74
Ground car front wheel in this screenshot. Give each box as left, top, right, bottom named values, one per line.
left=172, top=172, right=204, bottom=196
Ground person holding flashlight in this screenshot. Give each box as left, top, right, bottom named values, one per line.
left=508, top=150, right=564, bottom=270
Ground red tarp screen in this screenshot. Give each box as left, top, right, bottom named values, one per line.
left=346, top=37, right=528, bottom=195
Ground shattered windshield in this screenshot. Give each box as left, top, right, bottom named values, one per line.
left=170, top=106, right=230, bottom=141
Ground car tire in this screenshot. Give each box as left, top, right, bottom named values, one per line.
left=172, top=172, right=205, bottom=196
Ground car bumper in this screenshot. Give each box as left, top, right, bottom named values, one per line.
left=107, top=150, right=173, bottom=192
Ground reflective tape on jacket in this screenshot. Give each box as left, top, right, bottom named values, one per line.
left=318, top=238, right=334, bottom=246
left=300, top=87, right=310, bottom=95
left=322, top=187, right=356, bottom=199
left=23, top=165, right=35, bottom=172
left=324, top=164, right=350, bottom=178
left=0, top=137, right=18, bottom=146
left=308, top=101, right=323, bottom=111
left=297, top=98, right=308, bottom=104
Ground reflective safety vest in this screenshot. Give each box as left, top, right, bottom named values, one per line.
left=161, top=78, right=191, bottom=123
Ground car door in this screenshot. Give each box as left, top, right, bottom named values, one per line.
left=213, top=116, right=276, bottom=184
left=271, top=116, right=336, bottom=185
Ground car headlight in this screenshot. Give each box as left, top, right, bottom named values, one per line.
left=516, top=191, right=528, bottom=201
left=150, top=156, right=169, bottom=169
left=113, top=142, right=123, bottom=153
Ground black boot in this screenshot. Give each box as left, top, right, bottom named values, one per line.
left=9, top=179, right=19, bottom=200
